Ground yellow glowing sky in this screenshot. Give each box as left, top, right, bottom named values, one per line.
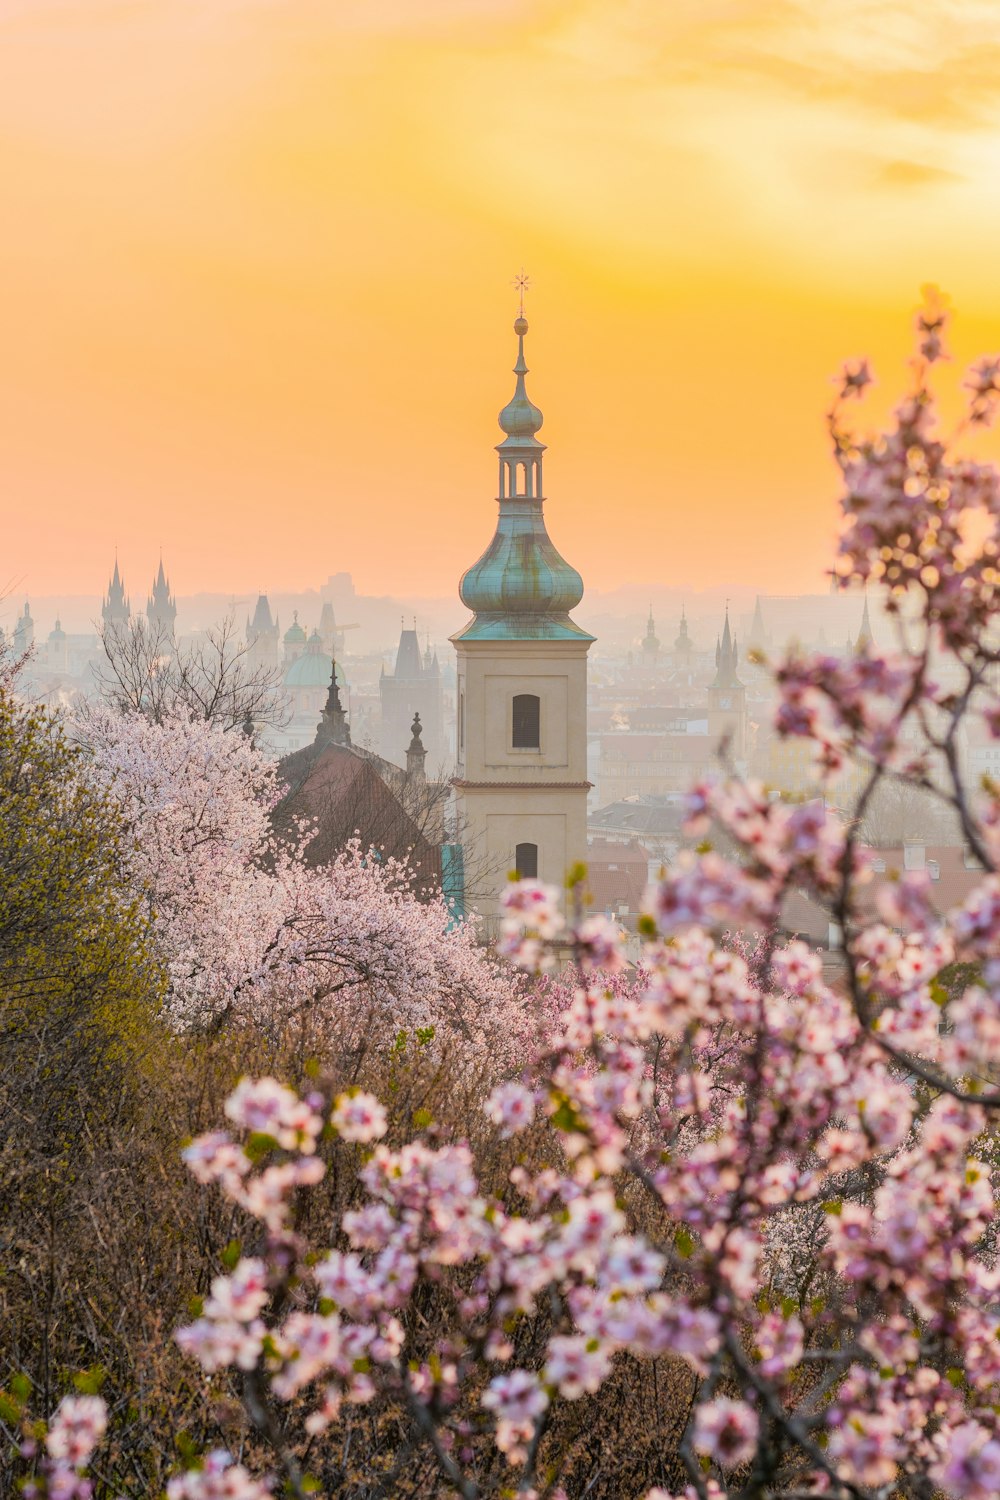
left=6, top=0, right=1000, bottom=604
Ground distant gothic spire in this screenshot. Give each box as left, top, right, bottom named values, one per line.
left=712, top=605, right=742, bottom=689
left=642, top=604, right=660, bottom=658
left=749, top=595, right=766, bottom=651
left=855, top=590, right=875, bottom=654
left=250, top=593, right=276, bottom=635
left=102, top=556, right=130, bottom=628
left=147, top=555, right=177, bottom=634
left=675, top=605, right=692, bottom=654
left=316, top=657, right=351, bottom=747
left=392, top=625, right=424, bottom=680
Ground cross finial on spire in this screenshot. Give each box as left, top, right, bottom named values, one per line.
left=512, top=268, right=531, bottom=319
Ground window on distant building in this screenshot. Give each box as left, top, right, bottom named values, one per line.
left=927, top=859, right=940, bottom=881
left=515, top=842, right=538, bottom=879
left=512, top=693, right=540, bottom=749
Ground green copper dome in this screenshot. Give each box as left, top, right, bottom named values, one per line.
left=457, top=498, right=591, bottom=640
left=454, top=316, right=593, bottom=645
left=284, top=611, right=306, bottom=645
left=285, top=649, right=346, bottom=689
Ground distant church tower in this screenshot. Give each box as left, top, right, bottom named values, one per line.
left=247, top=593, right=280, bottom=673
left=102, top=558, right=130, bottom=630
left=674, top=606, right=693, bottom=660
left=854, top=591, right=875, bottom=654
left=147, top=556, right=177, bottom=636
left=641, top=606, right=660, bottom=667
left=379, top=622, right=443, bottom=766
left=452, top=306, right=593, bottom=925
left=13, top=601, right=34, bottom=658
left=707, top=606, right=747, bottom=762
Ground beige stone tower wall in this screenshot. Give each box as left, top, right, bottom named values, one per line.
left=453, top=637, right=591, bottom=929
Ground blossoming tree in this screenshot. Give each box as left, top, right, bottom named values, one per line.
left=79, top=703, right=524, bottom=1059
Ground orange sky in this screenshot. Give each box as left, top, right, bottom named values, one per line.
left=5, top=0, right=1000, bottom=604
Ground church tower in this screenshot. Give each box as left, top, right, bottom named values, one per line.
left=102, top=558, right=130, bottom=630
left=674, top=606, right=693, bottom=660
left=147, top=556, right=177, bottom=637
left=641, top=606, right=660, bottom=667
left=854, top=590, right=875, bottom=654
left=13, top=600, right=34, bottom=658
left=247, top=593, right=280, bottom=673
left=707, top=606, right=747, bottom=762
left=452, top=307, right=593, bottom=926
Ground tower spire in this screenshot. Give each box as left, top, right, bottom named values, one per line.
left=455, top=299, right=591, bottom=645
left=712, top=604, right=741, bottom=688
left=855, top=589, right=875, bottom=653
left=103, top=555, right=130, bottom=628
left=147, top=555, right=177, bottom=635
left=406, top=711, right=427, bottom=781
left=316, top=657, right=351, bottom=747
left=512, top=267, right=531, bottom=320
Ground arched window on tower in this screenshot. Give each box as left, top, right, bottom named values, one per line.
left=512, top=693, right=540, bottom=749
left=515, top=842, right=538, bottom=880
left=516, top=461, right=527, bottom=495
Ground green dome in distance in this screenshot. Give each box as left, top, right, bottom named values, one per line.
left=283, top=610, right=306, bottom=645
left=285, top=650, right=346, bottom=689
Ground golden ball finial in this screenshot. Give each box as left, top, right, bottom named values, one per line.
left=514, top=315, right=529, bottom=336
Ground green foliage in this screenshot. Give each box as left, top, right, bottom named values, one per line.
left=71, top=1366, right=107, bottom=1396
left=0, top=690, right=167, bottom=1146
left=0, top=686, right=168, bottom=1428
left=935, top=961, right=982, bottom=1001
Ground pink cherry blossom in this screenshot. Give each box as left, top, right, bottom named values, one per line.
left=484, top=1081, right=536, bottom=1136
left=692, top=1398, right=759, bottom=1468
left=330, top=1090, right=388, bottom=1144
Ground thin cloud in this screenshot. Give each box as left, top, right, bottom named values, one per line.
left=876, top=157, right=964, bottom=187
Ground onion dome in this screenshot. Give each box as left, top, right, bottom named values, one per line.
left=455, top=315, right=592, bottom=644
left=49, top=618, right=66, bottom=642
left=458, top=506, right=588, bottom=636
